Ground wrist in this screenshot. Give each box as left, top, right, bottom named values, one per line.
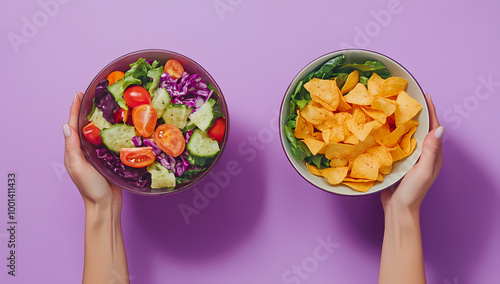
left=384, top=204, right=420, bottom=231
left=84, top=199, right=122, bottom=224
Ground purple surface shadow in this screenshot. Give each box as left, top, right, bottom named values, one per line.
left=328, top=137, right=498, bottom=282
left=122, top=125, right=265, bottom=283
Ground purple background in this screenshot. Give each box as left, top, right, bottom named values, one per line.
left=1, top=0, right=499, bottom=283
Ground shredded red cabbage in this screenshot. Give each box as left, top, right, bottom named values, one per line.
left=94, top=79, right=119, bottom=124
left=142, top=139, right=195, bottom=177
left=95, top=148, right=150, bottom=188
left=159, top=72, right=213, bottom=112
left=131, top=136, right=143, bottom=147
left=185, top=129, right=194, bottom=144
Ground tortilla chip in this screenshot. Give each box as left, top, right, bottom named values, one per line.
left=346, top=119, right=382, bottom=142
left=306, top=163, right=323, bottom=176
left=366, top=146, right=393, bottom=167
left=379, top=120, right=419, bottom=148
left=343, top=133, right=360, bottom=145
left=342, top=181, right=374, bottom=192
left=325, top=143, right=356, bottom=160
left=300, top=104, right=331, bottom=125
left=335, top=112, right=352, bottom=123
left=371, top=121, right=391, bottom=145
left=394, top=91, right=423, bottom=127
left=391, top=138, right=416, bottom=162
left=304, top=78, right=340, bottom=111
left=376, top=173, right=384, bottom=182
left=351, top=107, right=367, bottom=124
left=400, top=126, right=417, bottom=153
left=320, top=167, right=349, bottom=185
left=344, top=83, right=373, bottom=105
left=328, top=124, right=345, bottom=143
left=350, top=135, right=377, bottom=160
left=337, top=92, right=352, bottom=112
left=371, top=97, right=397, bottom=116
left=302, top=137, right=326, bottom=155
left=382, top=77, right=408, bottom=97
left=329, top=157, right=349, bottom=168
left=367, top=73, right=384, bottom=96
left=343, top=177, right=372, bottom=183
left=361, top=106, right=387, bottom=124
left=350, top=153, right=381, bottom=180
left=379, top=164, right=393, bottom=175
left=311, top=132, right=324, bottom=143
left=294, top=111, right=312, bottom=139
left=341, top=70, right=359, bottom=95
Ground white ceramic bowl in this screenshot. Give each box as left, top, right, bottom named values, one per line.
left=279, top=49, right=429, bottom=196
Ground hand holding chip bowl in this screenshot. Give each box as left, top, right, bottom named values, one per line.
left=381, top=93, right=444, bottom=210
left=279, top=49, right=430, bottom=196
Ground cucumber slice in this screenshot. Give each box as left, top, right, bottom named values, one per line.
left=147, top=162, right=176, bottom=189
left=100, top=124, right=136, bottom=153
left=151, top=88, right=171, bottom=118
left=161, top=104, right=193, bottom=129
left=88, top=108, right=112, bottom=130
left=188, top=98, right=220, bottom=132
left=187, top=129, right=220, bottom=159
left=187, top=155, right=208, bottom=167
left=107, top=79, right=127, bottom=110
left=183, top=120, right=197, bottom=131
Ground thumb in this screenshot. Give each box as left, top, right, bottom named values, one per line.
left=63, top=123, right=85, bottom=170
left=418, top=125, right=445, bottom=172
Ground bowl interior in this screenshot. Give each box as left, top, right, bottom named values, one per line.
left=280, top=49, right=429, bottom=196
left=79, top=49, right=229, bottom=196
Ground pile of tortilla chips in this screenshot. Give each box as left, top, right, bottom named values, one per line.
left=294, top=71, right=423, bottom=192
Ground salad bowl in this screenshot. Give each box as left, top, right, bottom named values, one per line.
left=79, top=49, right=229, bottom=196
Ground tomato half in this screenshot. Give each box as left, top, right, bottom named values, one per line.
left=207, top=117, right=226, bottom=143
left=132, top=104, right=157, bottom=137
left=83, top=122, right=103, bottom=145
left=120, top=147, right=155, bottom=168
left=164, top=59, right=184, bottom=79
left=113, top=107, right=128, bottom=124
left=124, top=86, right=151, bottom=108
left=154, top=124, right=185, bottom=157
left=106, top=71, right=125, bottom=85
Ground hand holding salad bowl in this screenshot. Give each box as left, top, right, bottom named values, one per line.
left=78, top=50, right=229, bottom=195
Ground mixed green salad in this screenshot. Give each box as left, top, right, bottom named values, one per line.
left=83, top=58, right=226, bottom=191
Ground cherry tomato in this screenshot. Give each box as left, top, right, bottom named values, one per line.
left=113, top=107, right=128, bottom=124
left=154, top=124, right=185, bottom=157
left=106, top=71, right=125, bottom=85
left=132, top=104, right=157, bottom=137
left=83, top=122, right=103, bottom=145
left=120, top=147, right=155, bottom=168
left=125, top=108, right=134, bottom=125
left=164, top=59, right=184, bottom=79
left=207, top=117, right=226, bottom=143
left=124, top=86, right=151, bottom=108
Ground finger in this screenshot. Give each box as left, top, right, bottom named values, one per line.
left=68, top=92, right=83, bottom=129
left=63, top=123, right=85, bottom=167
left=417, top=125, right=445, bottom=173
left=425, top=93, right=440, bottom=130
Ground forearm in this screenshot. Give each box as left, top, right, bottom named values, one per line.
left=379, top=206, right=426, bottom=284
left=83, top=201, right=129, bottom=284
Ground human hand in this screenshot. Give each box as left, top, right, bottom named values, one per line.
left=381, top=93, right=445, bottom=212
left=63, top=91, right=122, bottom=208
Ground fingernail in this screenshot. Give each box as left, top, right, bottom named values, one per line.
left=63, top=124, right=71, bottom=138
left=74, top=92, right=79, bottom=102
left=434, top=126, right=445, bottom=139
